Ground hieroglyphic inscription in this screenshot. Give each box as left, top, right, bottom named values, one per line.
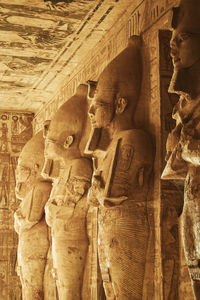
left=0, top=111, right=33, bottom=300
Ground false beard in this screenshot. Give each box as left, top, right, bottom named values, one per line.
left=169, top=60, right=200, bottom=100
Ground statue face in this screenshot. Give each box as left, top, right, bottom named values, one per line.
left=88, top=97, right=114, bottom=129
left=170, top=30, right=200, bottom=69
left=42, top=136, right=64, bottom=179
left=42, top=128, right=76, bottom=179
left=15, top=132, right=44, bottom=200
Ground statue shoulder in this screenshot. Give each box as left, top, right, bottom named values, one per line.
left=119, top=129, right=153, bottom=161
left=120, top=129, right=151, bottom=142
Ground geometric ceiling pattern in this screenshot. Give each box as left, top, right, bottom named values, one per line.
left=0, top=0, right=98, bottom=111
left=0, top=0, right=133, bottom=112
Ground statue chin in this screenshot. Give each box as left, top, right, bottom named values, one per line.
left=169, top=67, right=191, bottom=97
left=169, top=58, right=200, bottom=99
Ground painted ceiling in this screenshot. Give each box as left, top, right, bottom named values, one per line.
left=0, top=0, right=127, bottom=112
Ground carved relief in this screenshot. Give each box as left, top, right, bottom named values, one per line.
left=0, top=261, right=8, bottom=299
left=162, top=1, right=200, bottom=299
left=11, top=115, right=33, bottom=153
left=0, top=111, right=34, bottom=299
left=42, top=84, right=92, bottom=300
left=14, top=131, right=56, bottom=300
left=86, top=36, right=154, bottom=299
left=0, top=122, right=8, bottom=152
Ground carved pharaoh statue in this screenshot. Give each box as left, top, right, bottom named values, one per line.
left=14, top=131, right=56, bottom=300
left=162, top=0, right=200, bottom=299
left=42, top=84, right=92, bottom=300
left=86, top=36, right=154, bottom=299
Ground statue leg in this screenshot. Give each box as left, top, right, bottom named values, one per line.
left=20, top=259, right=46, bottom=300
left=44, top=247, right=58, bottom=300
left=82, top=207, right=105, bottom=300
left=52, top=233, right=88, bottom=300
left=18, top=225, right=49, bottom=300
left=98, top=204, right=149, bottom=300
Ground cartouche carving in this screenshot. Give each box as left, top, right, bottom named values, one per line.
left=42, top=84, right=92, bottom=300
left=14, top=131, right=56, bottom=300
left=162, top=1, right=200, bottom=298
left=86, top=36, right=153, bottom=299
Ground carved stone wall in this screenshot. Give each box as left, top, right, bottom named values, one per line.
left=33, top=0, right=180, bottom=132
left=3, top=0, right=196, bottom=299
left=30, top=1, right=190, bottom=299
left=0, top=111, right=33, bottom=300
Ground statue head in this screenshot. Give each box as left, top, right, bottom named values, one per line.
left=15, top=131, right=45, bottom=200
left=88, top=36, right=142, bottom=130
left=169, top=0, right=200, bottom=97
left=42, top=84, right=89, bottom=180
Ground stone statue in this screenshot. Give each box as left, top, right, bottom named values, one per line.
left=14, top=131, right=56, bottom=300
left=162, top=1, right=200, bottom=298
left=42, top=84, right=93, bottom=300
left=86, top=36, right=154, bottom=299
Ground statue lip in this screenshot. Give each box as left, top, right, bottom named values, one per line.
left=170, top=50, right=181, bottom=65
left=172, top=55, right=181, bottom=65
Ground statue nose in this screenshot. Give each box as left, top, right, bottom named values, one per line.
left=170, top=36, right=179, bottom=50
left=88, top=106, right=95, bottom=117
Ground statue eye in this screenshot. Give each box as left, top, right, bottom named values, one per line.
left=179, top=33, right=192, bottom=42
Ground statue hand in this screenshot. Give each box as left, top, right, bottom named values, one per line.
left=87, top=176, right=104, bottom=207
left=87, top=186, right=101, bottom=207
left=179, top=124, right=200, bottom=164
left=44, top=201, right=56, bottom=227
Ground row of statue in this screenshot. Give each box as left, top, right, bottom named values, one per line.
left=162, top=0, right=200, bottom=299
left=13, top=0, right=200, bottom=298
left=159, top=0, right=200, bottom=299
left=14, top=35, right=153, bottom=300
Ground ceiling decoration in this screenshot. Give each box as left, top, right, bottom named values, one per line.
left=0, top=0, right=99, bottom=111
left=0, top=0, right=133, bottom=112
left=43, top=0, right=75, bottom=9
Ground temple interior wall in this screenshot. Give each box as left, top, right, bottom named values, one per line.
left=0, top=0, right=195, bottom=299
left=0, top=111, right=33, bottom=299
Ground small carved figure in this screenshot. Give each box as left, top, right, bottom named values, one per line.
left=86, top=36, right=153, bottom=299
left=0, top=165, right=9, bottom=207
left=0, top=123, right=8, bottom=152
left=42, top=84, right=92, bottom=300
left=18, top=115, right=33, bottom=142
left=11, top=116, right=19, bottom=135
left=162, top=1, right=200, bottom=299
left=11, top=115, right=34, bottom=153
left=14, top=131, right=56, bottom=300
